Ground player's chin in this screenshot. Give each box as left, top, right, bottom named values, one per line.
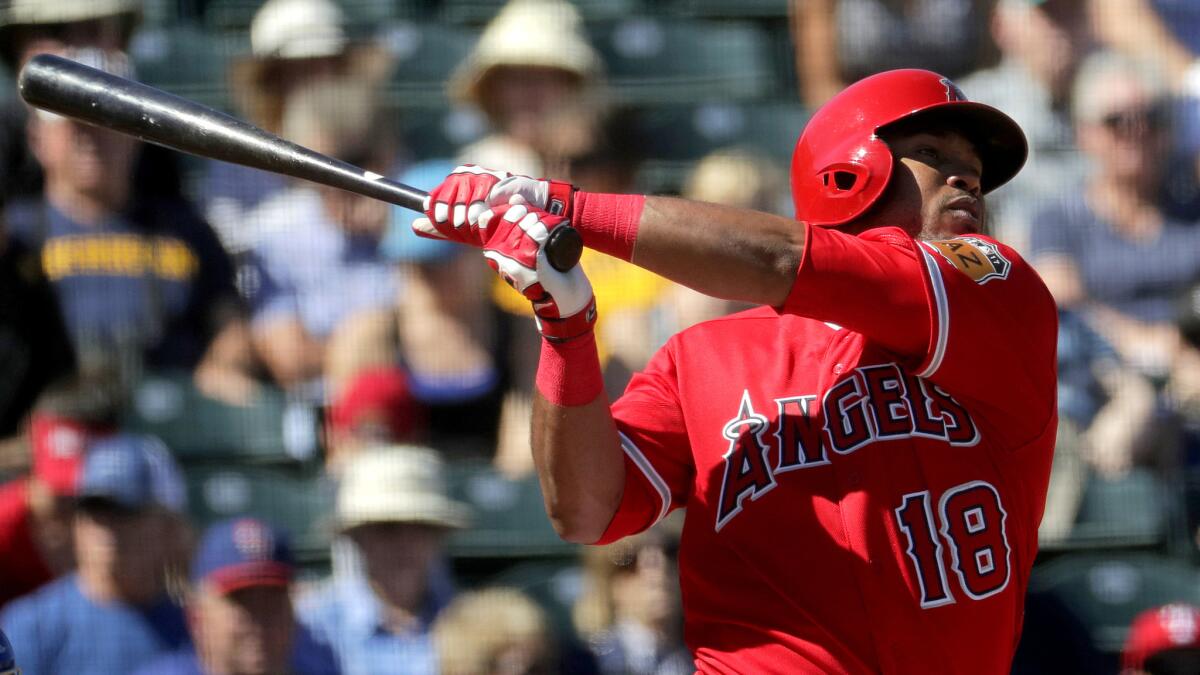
left=927, top=210, right=984, bottom=239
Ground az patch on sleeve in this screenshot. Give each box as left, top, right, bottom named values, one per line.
left=928, top=236, right=1011, bottom=284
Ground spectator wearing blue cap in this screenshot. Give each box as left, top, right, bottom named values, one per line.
left=0, top=433, right=190, bottom=674
left=135, top=517, right=339, bottom=675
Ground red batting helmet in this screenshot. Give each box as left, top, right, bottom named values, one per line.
left=791, top=69, right=1028, bottom=226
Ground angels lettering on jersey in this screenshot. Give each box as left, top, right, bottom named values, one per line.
left=716, top=362, right=978, bottom=531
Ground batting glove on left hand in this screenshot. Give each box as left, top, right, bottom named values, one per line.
left=412, top=164, right=577, bottom=246
left=482, top=202, right=596, bottom=343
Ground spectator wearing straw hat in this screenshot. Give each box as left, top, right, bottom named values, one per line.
left=298, top=446, right=469, bottom=675
left=203, top=0, right=393, bottom=240
left=449, top=0, right=604, bottom=176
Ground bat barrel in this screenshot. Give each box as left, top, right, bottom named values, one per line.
left=17, top=53, right=428, bottom=211
left=17, top=53, right=581, bottom=272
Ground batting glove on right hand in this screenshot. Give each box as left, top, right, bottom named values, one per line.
left=412, top=164, right=577, bottom=246
left=482, top=201, right=596, bottom=342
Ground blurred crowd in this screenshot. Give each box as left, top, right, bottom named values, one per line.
left=1, top=0, right=1200, bottom=673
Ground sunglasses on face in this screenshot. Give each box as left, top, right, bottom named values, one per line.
left=1099, top=104, right=1168, bottom=137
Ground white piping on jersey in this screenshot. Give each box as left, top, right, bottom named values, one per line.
left=917, top=243, right=949, bottom=378
left=618, top=431, right=672, bottom=527
left=823, top=322, right=843, bottom=331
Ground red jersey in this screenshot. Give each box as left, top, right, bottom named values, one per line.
left=602, top=224, right=1058, bottom=674
left=0, top=477, right=55, bottom=608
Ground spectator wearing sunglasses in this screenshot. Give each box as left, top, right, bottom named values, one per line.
left=1030, top=51, right=1200, bottom=380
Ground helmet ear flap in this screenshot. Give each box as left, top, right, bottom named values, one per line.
left=816, top=162, right=871, bottom=198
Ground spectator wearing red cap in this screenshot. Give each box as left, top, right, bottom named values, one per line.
left=324, top=366, right=428, bottom=475
left=1123, top=603, right=1200, bottom=675
left=135, top=517, right=339, bottom=675
left=0, top=377, right=118, bottom=607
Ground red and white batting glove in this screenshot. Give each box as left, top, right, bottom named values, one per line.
left=480, top=202, right=596, bottom=343
left=412, top=164, right=577, bottom=246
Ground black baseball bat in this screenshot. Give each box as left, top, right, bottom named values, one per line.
left=16, top=53, right=583, bottom=272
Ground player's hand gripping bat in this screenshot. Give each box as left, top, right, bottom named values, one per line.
left=16, top=53, right=584, bottom=272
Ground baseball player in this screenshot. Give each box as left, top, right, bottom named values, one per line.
left=0, top=628, right=18, bottom=675
left=414, top=69, right=1057, bottom=673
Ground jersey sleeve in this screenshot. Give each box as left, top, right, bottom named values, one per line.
left=781, top=224, right=1058, bottom=445
left=598, top=337, right=695, bottom=544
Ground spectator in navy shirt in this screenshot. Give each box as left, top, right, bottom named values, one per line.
left=1, top=433, right=191, bottom=674
left=6, top=49, right=259, bottom=404
left=136, top=517, right=339, bottom=675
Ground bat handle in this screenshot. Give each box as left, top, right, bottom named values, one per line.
left=405, top=187, right=582, bottom=272
left=545, top=224, right=584, bottom=272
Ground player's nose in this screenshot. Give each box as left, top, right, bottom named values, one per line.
left=946, top=167, right=981, bottom=196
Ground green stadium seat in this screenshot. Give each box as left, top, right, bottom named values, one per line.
left=129, top=23, right=244, bottom=108
left=202, top=0, right=262, bottom=32
left=1028, top=552, right=1200, bottom=653
left=186, top=464, right=336, bottom=558
left=1067, top=469, right=1177, bottom=548
left=486, top=559, right=587, bottom=638
left=635, top=101, right=807, bottom=162
left=445, top=461, right=577, bottom=559
left=667, top=0, right=788, bottom=19
left=632, top=101, right=807, bottom=195
left=398, top=105, right=488, bottom=159
left=380, top=21, right=480, bottom=109
left=589, top=18, right=776, bottom=105
left=125, top=372, right=321, bottom=466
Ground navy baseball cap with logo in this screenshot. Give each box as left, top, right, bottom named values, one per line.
left=192, top=518, right=295, bottom=594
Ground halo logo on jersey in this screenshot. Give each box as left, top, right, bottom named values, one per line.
left=928, top=237, right=1011, bottom=284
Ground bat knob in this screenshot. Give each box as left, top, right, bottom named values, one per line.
left=545, top=225, right=583, bottom=272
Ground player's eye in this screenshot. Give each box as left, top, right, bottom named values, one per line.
left=916, top=146, right=939, bottom=161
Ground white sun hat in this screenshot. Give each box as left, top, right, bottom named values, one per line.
left=337, top=445, right=471, bottom=531
left=1, top=0, right=140, bottom=27
left=249, top=0, right=347, bottom=59
left=448, top=0, right=604, bottom=105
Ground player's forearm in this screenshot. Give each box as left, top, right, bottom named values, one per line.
left=530, top=336, right=625, bottom=544
left=578, top=194, right=805, bottom=308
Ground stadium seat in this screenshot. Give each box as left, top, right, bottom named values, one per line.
left=398, top=105, right=488, bottom=160
left=1066, top=469, right=1180, bottom=549
left=632, top=101, right=807, bottom=195
left=124, top=372, right=321, bottom=466
left=186, top=464, right=336, bottom=558
left=589, top=18, right=776, bottom=105
left=380, top=21, right=480, bottom=109
left=444, top=461, right=578, bottom=559
left=129, top=23, right=243, bottom=109
left=485, top=559, right=589, bottom=646
left=1028, top=552, right=1200, bottom=653
left=202, top=0, right=262, bottom=32
left=635, top=101, right=807, bottom=161
left=666, top=0, right=789, bottom=19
